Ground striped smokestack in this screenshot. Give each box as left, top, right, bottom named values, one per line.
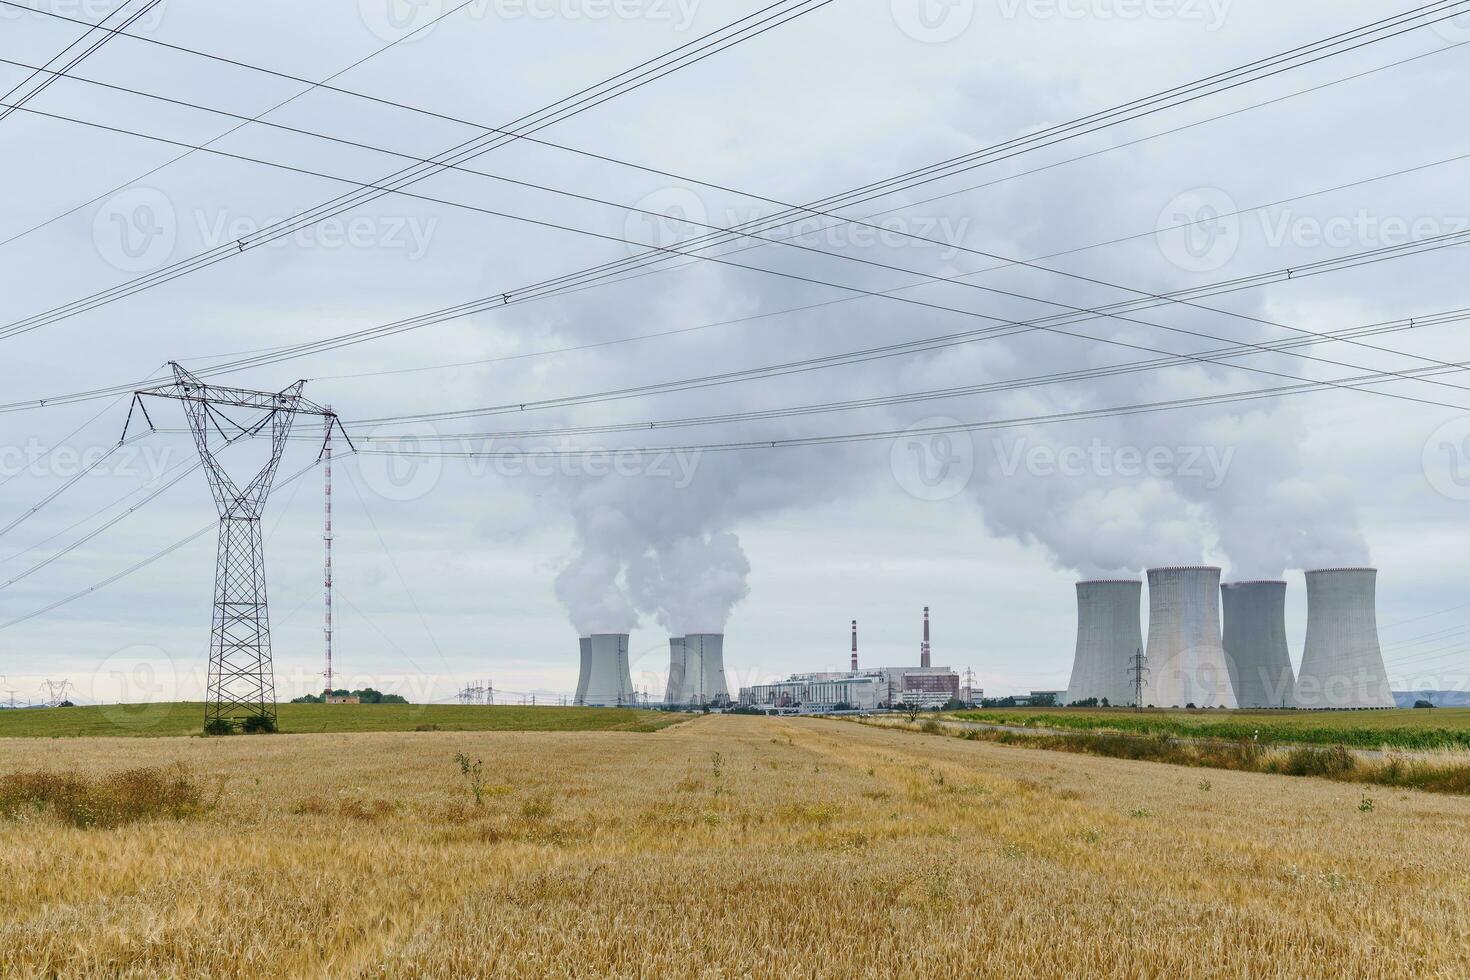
left=851, top=619, right=858, bottom=673
left=921, top=606, right=931, bottom=668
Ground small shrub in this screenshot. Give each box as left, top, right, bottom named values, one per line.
left=203, top=718, right=234, bottom=736
left=1358, top=797, right=1374, bottom=813
left=415, top=723, right=441, bottom=732
left=241, top=714, right=277, bottom=734
left=920, top=720, right=943, bottom=735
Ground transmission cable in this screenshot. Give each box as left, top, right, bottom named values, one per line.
left=0, top=0, right=835, bottom=339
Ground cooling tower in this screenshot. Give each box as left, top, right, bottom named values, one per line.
left=663, top=636, right=688, bottom=705
left=1064, top=580, right=1143, bottom=706
left=1144, top=566, right=1237, bottom=708
left=582, top=633, right=636, bottom=706
left=1221, top=581, right=1295, bottom=709
left=574, top=636, right=591, bottom=706
left=682, top=633, right=731, bottom=705
left=1294, top=568, right=1394, bottom=709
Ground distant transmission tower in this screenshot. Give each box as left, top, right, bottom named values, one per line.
left=126, top=363, right=352, bottom=731
left=1127, top=648, right=1149, bottom=711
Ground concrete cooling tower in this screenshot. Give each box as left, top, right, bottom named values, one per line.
left=574, top=636, right=591, bottom=706
left=681, top=633, right=731, bottom=705
left=1144, top=566, right=1237, bottom=708
left=663, top=636, right=688, bottom=706
left=1221, top=581, right=1295, bottom=709
left=1064, top=580, right=1143, bottom=706
left=1294, top=568, right=1394, bottom=709
left=580, top=633, right=636, bottom=706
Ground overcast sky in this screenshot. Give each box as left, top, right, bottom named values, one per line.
left=2, top=0, right=1468, bottom=706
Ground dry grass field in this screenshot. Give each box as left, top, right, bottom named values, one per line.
left=3, top=714, right=1468, bottom=978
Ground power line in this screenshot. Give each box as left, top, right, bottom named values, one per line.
left=354, top=357, right=1470, bottom=459
left=9, top=52, right=1469, bottom=398
left=0, top=0, right=484, bottom=249
left=0, top=0, right=164, bottom=125
left=342, top=309, right=1470, bottom=443
left=0, top=0, right=835, bottom=339
left=0, top=459, right=322, bottom=631
left=0, top=16, right=1461, bottom=412
left=18, top=95, right=1470, bottom=417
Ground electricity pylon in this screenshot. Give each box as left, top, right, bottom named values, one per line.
left=126, top=363, right=352, bottom=732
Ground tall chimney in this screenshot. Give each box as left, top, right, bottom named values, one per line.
left=921, top=606, right=931, bottom=668
left=850, top=619, right=858, bottom=673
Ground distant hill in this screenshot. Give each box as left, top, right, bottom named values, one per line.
left=1394, top=690, right=1470, bottom=708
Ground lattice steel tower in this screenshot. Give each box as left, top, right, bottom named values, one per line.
left=127, top=363, right=350, bottom=731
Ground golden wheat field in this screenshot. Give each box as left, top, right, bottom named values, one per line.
left=3, top=714, right=1469, bottom=979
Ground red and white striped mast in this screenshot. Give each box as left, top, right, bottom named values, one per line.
left=921, top=606, right=931, bottom=668
left=323, top=409, right=334, bottom=700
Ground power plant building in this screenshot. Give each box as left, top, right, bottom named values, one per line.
left=576, top=633, right=636, bottom=706
left=739, top=667, right=959, bottom=711
left=1144, top=566, right=1237, bottom=708
left=1221, top=580, right=1295, bottom=709
left=1063, top=580, right=1143, bottom=706
left=1294, top=568, right=1394, bottom=709
left=665, top=633, right=731, bottom=706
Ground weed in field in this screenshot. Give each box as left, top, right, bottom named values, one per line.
left=520, top=796, right=554, bottom=822
left=455, top=753, right=487, bottom=807
left=1359, top=797, right=1375, bottom=813
left=0, top=764, right=211, bottom=828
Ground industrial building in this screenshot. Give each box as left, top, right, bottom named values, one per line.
left=1221, top=580, right=1296, bottom=709
left=1144, top=566, right=1237, bottom=708
left=1063, top=579, right=1143, bottom=706
left=575, top=633, right=636, bottom=706
left=664, top=633, right=732, bottom=707
left=738, top=612, right=961, bottom=711
left=1294, top=568, right=1395, bottom=709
